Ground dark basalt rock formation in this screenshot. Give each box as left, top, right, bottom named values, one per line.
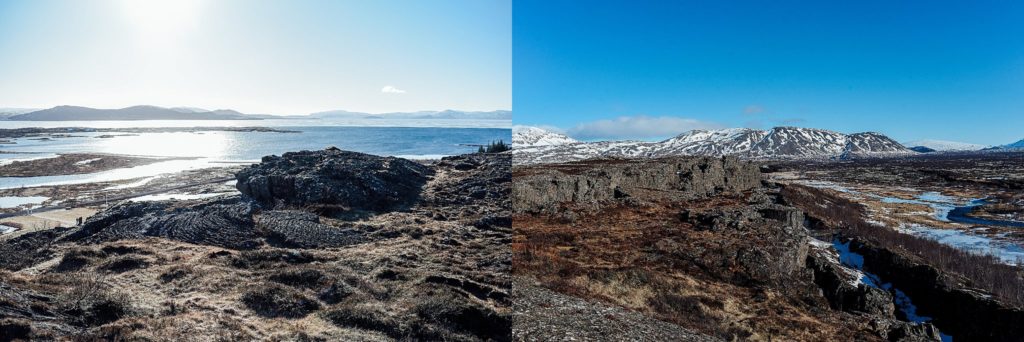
left=869, top=318, right=943, bottom=341
left=672, top=203, right=810, bottom=286
left=513, top=156, right=762, bottom=214
left=0, top=227, right=74, bottom=270
left=431, top=153, right=511, bottom=207
left=62, top=149, right=436, bottom=250
left=806, top=247, right=896, bottom=316
left=72, top=198, right=262, bottom=250
left=235, top=148, right=433, bottom=211
left=254, top=210, right=363, bottom=248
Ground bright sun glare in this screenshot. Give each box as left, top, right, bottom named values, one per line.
left=119, top=0, right=205, bottom=44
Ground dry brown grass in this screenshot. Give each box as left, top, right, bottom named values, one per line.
left=513, top=199, right=874, bottom=341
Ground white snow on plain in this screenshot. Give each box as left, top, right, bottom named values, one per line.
left=902, top=139, right=987, bottom=151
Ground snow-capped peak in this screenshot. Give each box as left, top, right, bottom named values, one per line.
left=512, top=126, right=578, bottom=147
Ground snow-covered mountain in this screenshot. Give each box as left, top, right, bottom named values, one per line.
left=512, top=126, right=579, bottom=147
left=653, top=128, right=767, bottom=156
left=901, top=139, right=987, bottom=151
left=1002, top=139, right=1024, bottom=150
left=513, top=126, right=915, bottom=165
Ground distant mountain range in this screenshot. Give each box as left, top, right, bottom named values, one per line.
left=513, top=126, right=914, bottom=164
left=6, top=105, right=263, bottom=121
left=309, top=109, right=511, bottom=120
left=0, top=105, right=512, bottom=121
left=0, top=108, right=41, bottom=119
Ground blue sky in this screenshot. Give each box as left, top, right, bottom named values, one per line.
left=514, top=0, right=1024, bottom=145
left=0, top=0, right=510, bottom=114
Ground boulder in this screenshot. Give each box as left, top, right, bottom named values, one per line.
left=236, top=149, right=433, bottom=211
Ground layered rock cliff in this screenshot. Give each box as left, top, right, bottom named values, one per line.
left=513, top=156, right=762, bottom=214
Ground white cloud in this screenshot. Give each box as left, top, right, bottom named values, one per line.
left=568, top=115, right=724, bottom=140
left=381, top=85, right=406, bottom=94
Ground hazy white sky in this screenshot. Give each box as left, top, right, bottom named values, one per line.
left=0, top=0, right=511, bottom=114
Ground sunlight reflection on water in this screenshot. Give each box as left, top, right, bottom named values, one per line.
left=93, top=132, right=231, bottom=158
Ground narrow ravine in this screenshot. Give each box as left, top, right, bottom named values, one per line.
left=831, top=238, right=954, bottom=342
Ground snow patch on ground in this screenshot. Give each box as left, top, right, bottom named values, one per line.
left=73, top=157, right=102, bottom=165
left=0, top=224, right=17, bottom=234
left=830, top=238, right=947, bottom=339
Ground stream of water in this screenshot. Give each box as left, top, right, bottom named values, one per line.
left=800, top=181, right=1024, bottom=265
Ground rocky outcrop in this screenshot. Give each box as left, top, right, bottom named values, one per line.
left=513, top=156, right=761, bottom=214
left=236, top=148, right=433, bottom=211
left=671, top=204, right=810, bottom=286
left=806, top=245, right=895, bottom=316
left=429, top=153, right=511, bottom=207
left=869, top=319, right=943, bottom=342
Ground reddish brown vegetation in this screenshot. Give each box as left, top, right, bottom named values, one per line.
left=513, top=197, right=871, bottom=340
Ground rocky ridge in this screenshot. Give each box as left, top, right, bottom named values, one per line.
left=513, top=156, right=762, bottom=214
